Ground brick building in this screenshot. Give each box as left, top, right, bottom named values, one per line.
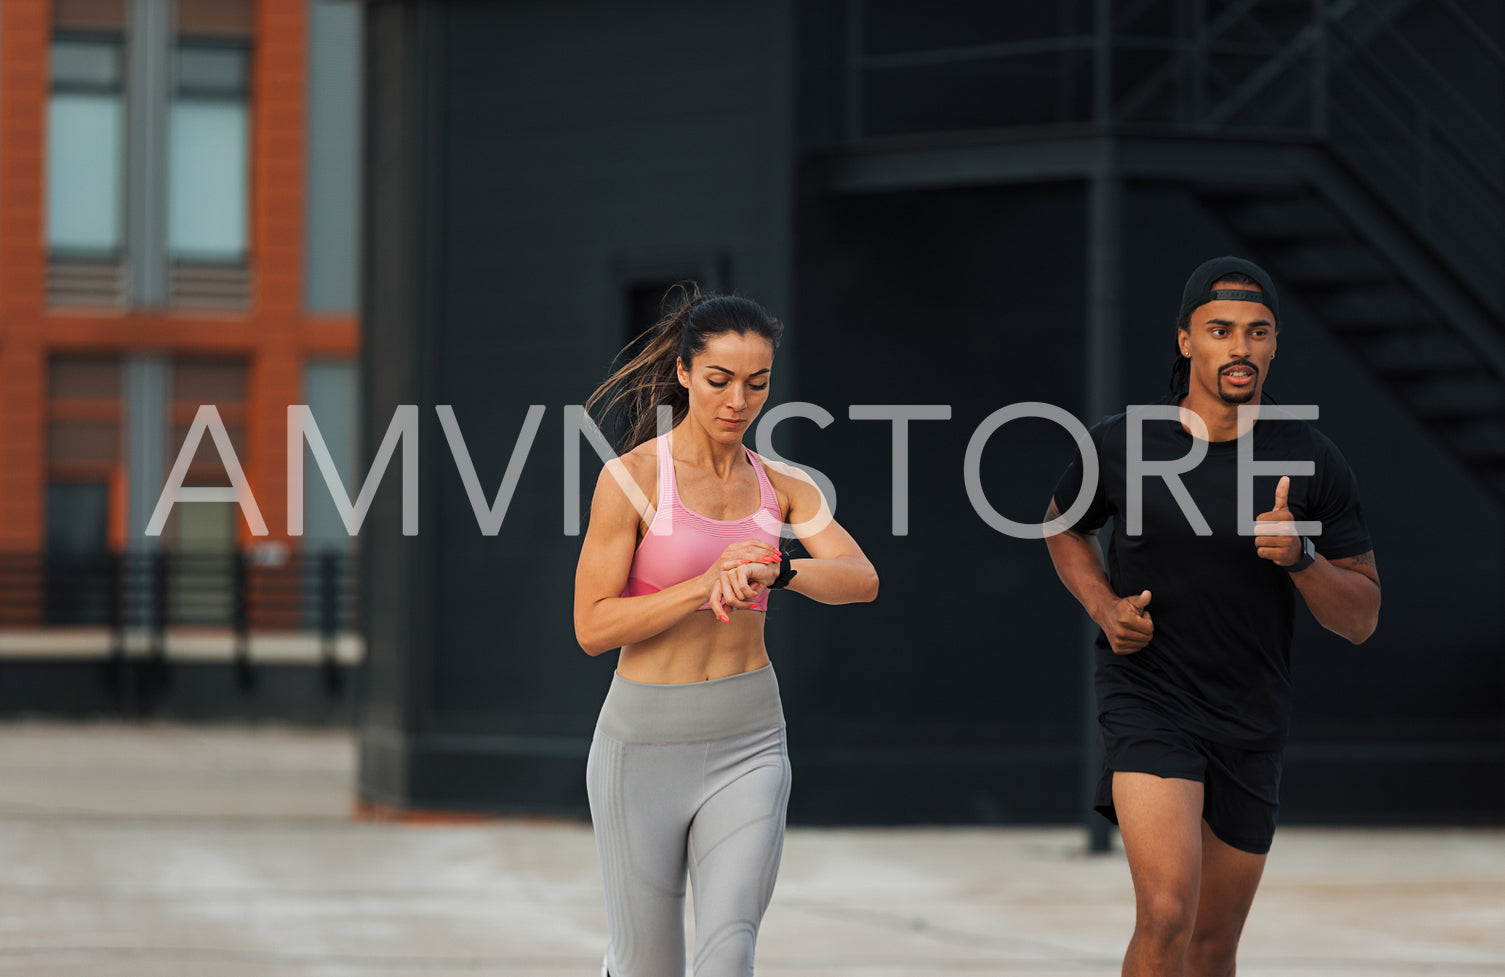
left=0, top=0, right=362, bottom=717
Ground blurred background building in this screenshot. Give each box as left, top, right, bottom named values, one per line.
left=359, top=0, right=1504, bottom=828
left=0, top=0, right=362, bottom=719
left=2, top=0, right=1500, bottom=829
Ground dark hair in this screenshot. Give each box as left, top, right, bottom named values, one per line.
left=587, top=283, right=784, bottom=451
left=1168, top=271, right=1264, bottom=395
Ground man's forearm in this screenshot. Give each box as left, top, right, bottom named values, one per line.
left=1045, top=531, right=1117, bottom=628
left=1291, top=555, right=1381, bottom=644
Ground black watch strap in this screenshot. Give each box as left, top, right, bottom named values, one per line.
left=1285, top=536, right=1316, bottom=573
left=770, top=550, right=798, bottom=589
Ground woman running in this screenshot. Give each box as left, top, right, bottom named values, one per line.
left=574, top=286, right=878, bottom=977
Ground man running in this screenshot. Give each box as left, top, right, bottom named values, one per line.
left=1044, top=255, right=1381, bottom=976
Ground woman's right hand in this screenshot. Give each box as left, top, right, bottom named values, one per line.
left=701, top=540, right=781, bottom=622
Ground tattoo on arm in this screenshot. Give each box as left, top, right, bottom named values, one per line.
left=1333, top=550, right=1381, bottom=590
left=1350, top=550, right=1379, bottom=585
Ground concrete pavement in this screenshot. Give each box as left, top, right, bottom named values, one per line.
left=0, top=722, right=1499, bottom=976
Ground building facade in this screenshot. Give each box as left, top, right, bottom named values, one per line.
left=0, top=0, right=362, bottom=718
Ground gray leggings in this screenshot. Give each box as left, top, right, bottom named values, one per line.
left=587, top=665, right=792, bottom=977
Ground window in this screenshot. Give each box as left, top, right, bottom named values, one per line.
left=45, top=0, right=256, bottom=309
left=168, top=41, right=251, bottom=261
left=168, top=0, right=255, bottom=307
left=605, top=278, right=703, bottom=445
left=166, top=357, right=248, bottom=626
left=169, top=358, right=247, bottom=498
left=47, top=1, right=129, bottom=305
left=45, top=483, right=113, bottom=625
left=616, top=254, right=730, bottom=348
left=46, top=355, right=124, bottom=626
left=47, top=483, right=111, bottom=555
left=48, top=357, right=123, bottom=482
left=626, top=282, right=684, bottom=347
left=47, top=38, right=125, bottom=255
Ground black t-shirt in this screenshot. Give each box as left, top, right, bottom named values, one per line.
left=1052, top=392, right=1372, bottom=751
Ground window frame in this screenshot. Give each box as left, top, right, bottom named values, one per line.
left=47, top=29, right=129, bottom=262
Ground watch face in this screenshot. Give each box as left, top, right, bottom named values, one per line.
left=1291, top=536, right=1315, bottom=570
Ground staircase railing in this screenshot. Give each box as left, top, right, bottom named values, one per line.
left=843, top=0, right=1505, bottom=305
left=1321, top=4, right=1505, bottom=303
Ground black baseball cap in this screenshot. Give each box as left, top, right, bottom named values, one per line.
left=1178, top=256, right=1280, bottom=324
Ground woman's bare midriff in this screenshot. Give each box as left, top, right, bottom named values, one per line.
left=616, top=609, right=770, bottom=684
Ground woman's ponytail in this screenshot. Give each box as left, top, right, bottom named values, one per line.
left=586, top=283, right=701, bottom=452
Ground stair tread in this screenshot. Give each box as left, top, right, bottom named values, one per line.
left=1269, top=244, right=1392, bottom=284
left=1215, top=198, right=1351, bottom=241
left=1315, top=288, right=1432, bottom=327
left=1402, top=376, right=1505, bottom=416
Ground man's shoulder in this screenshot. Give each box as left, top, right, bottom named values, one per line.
left=1253, top=401, right=1348, bottom=460
left=1093, top=390, right=1183, bottom=427
left=1085, top=391, right=1182, bottom=446
left=1086, top=407, right=1135, bottom=439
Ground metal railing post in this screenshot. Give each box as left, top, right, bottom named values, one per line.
left=1192, top=0, right=1208, bottom=123
left=844, top=0, right=864, bottom=143
left=320, top=550, right=343, bottom=696
left=145, top=550, right=170, bottom=709
left=234, top=550, right=254, bottom=691
left=1094, top=0, right=1113, bottom=128
left=104, top=551, right=126, bottom=706
left=1312, top=0, right=1329, bottom=139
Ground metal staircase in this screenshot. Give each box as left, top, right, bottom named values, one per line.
left=834, top=0, right=1505, bottom=499
left=1184, top=1, right=1505, bottom=499
left=1202, top=174, right=1505, bottom=498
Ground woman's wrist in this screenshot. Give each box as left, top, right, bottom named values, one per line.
left=768, top=551, right=798, bottom=589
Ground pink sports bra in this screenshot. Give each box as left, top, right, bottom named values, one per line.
left=621, top=433, right=783, bottom=612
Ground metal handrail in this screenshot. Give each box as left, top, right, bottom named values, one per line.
left=1435, top=0, right=1505, bottom=70
left=843, top=0, right=1504, bottom=302
left=1331, top=15, right=1505, bottom=162
left=0, top=550, right=360, bottom=634
left=1194, top=0, right=1426, bottom=129
left=1118, top=0, right=1356, bottom=124
left=859, top=35, right=1098, bottom=70
left=1325, top=26, right=1505, bottom=235
left=857, top=36, right=1299, bottom=69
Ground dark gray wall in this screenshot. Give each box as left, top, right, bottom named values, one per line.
left=359, top=0, right=795, bottom=812
left=359, top=0, right=1505, bottom=824
left=784, top=182, right=1092, bottom=822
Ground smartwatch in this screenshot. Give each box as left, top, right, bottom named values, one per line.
left=770, top=550, right=798, bottom=589
left=1285, top=536, right=1316, bottom=573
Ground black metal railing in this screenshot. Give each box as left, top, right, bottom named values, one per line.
left=0, top=549, right=359, bottom=693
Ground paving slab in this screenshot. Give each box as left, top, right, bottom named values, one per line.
left=0, top=722, right=1499, bottom=976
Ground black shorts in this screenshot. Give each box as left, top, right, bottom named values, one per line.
left=1094, top=705, right=1283, bottom=855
